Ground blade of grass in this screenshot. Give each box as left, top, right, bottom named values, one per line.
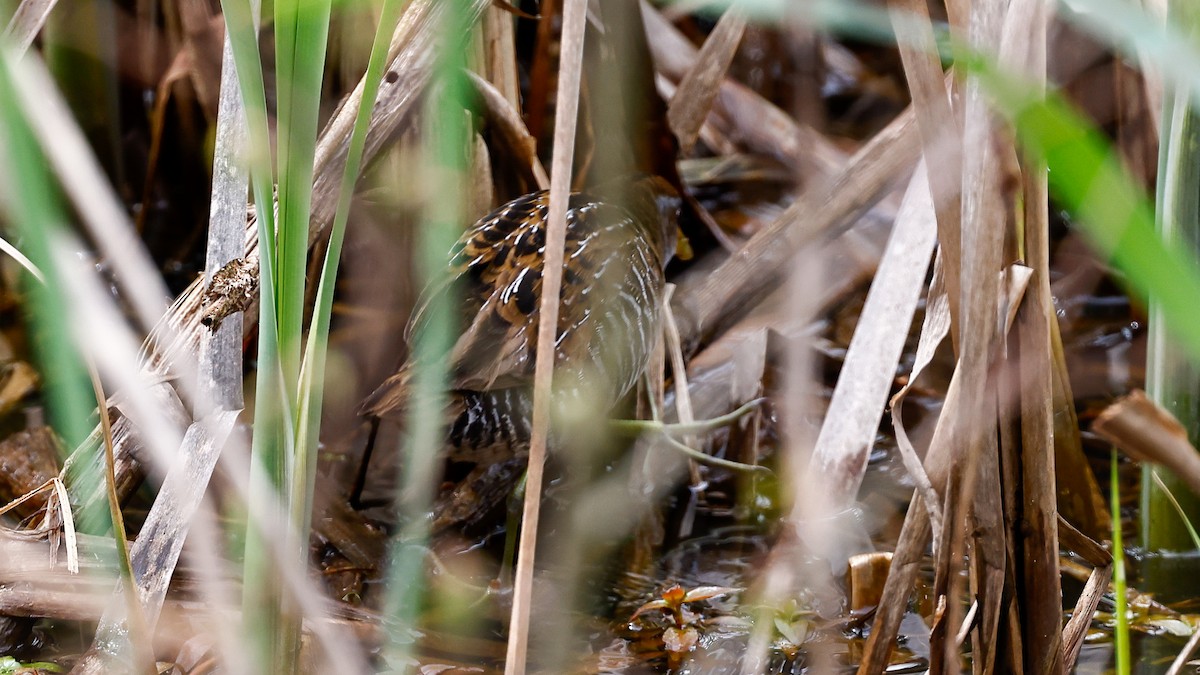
left=0, top=46, right=92, bottom=487
left=270, top=0, right=334, bottom=666
left=274, top=0, right=332, bottom=392
left=84, top=358, right=156, bottom=675
left=1111, top=450, right=1131, bottom=674
left=1150, top=471, right=1200, bottom=551
left=295, top=0, right=406, bottom=604
left=0, top=39, right=132, bottom=669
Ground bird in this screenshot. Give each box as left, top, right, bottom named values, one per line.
left=359, top=174, right=683, bottom=483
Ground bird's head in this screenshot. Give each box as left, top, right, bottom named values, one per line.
left=612, top=174, right=690, bottom=265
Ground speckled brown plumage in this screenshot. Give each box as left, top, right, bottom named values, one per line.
left=362, top=175, right=681, bottom=460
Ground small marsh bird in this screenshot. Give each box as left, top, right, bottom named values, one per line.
left=360, top=175, right=683, bottom=470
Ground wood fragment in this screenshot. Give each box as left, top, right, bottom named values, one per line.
left=201, top=257, right=259, bottom=332
left=0, top=427, right=60, bottom=517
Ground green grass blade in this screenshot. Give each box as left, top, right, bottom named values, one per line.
left=1111, top=450, right=1131, bottom=674
left=0, top=53, right=91, bottom=454
left=275, top=0, right=332, bottom=398
left=295, top=0, right=408, bottom=544
left=0, top=43, right=131, bottom=664
left=215, top=0, right=298, bottom=670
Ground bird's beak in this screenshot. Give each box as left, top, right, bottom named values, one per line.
left=674, top=227, right=693, bottom=261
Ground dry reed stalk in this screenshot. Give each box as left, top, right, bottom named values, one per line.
left=467, top=71, right=548, bottom=190
left=996, top=0, right=1065, bottom=669
left=671, top=108, right=920, bottom=355
left=1048, top=314, right=1108, bottom=537
left=1055, top=512, right=1112, bottom=671
left=890, top=255, right=950, bottom=547
left=502, top=0, right=587, bottom=670
left=857, top=265, right=1031, bottom=674
left=810, top=165, right=937, bottom=509
left=666, top=3, right=746, bottom=154
left=642, top=3, right=844, bottom=179
left=200, top=33, right=249, bottom=414
left=523, top=0, right=557, bottom=141
left=929, top=0, right=1009, bottom=669
left=995, top=353, right=1026, bottom=671
left=1061, top=563, right=1111, bottom=669
left=481, top=3, right=520, bottom=111
left=889, top=0, right=963, bottom=343
left=3, top=0, right=59, bottom=53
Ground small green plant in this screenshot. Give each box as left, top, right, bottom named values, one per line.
left=630, top=584, right=740, bottom=667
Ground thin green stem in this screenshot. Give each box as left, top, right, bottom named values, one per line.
left=87, top=360, right=156, bottom=675
left=1111, top=450, right=1130, bottom=674
left=610, top=398, right=765, bottom=436
left=660, top=435, right=773, bottom=476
